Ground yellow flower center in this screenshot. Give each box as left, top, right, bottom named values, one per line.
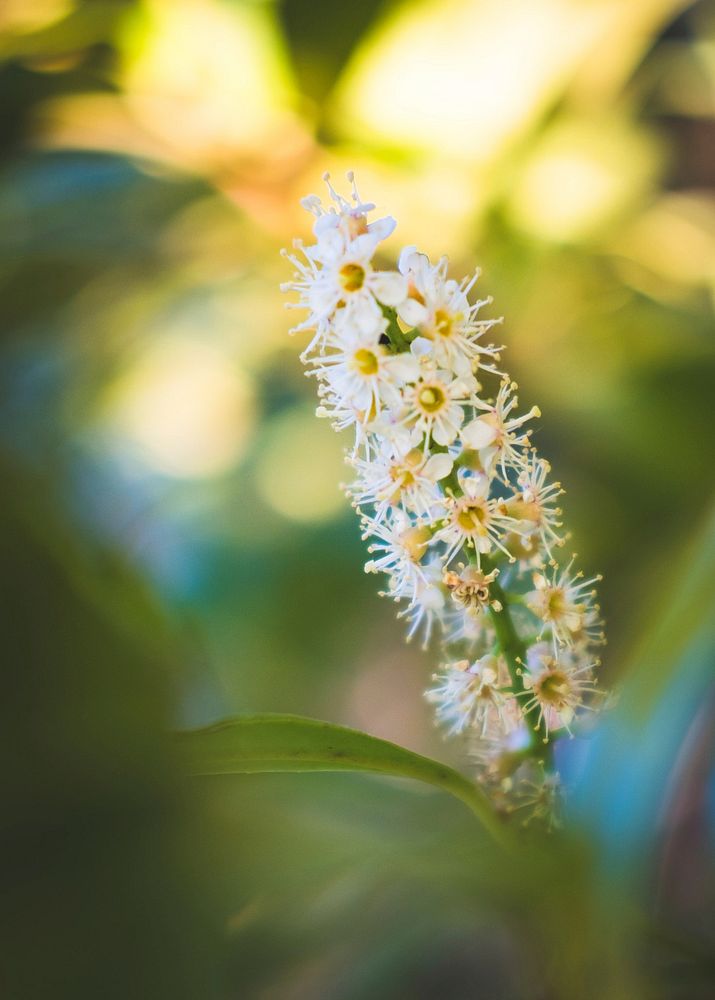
left=475, top=679, right=496, bottom=701
left=434, top=308, right=454, bottom=338
left=390, top=466, right=416, bottom=489
left=385, top=449, right=421, bottom=499
left=456, top=501, right=489, bottom=534
left=537, top=670, right=571, bottom=708
left=542, top=587, right=583, bottom=622
left=352, top=348, right=379, bottom=376
left=547, top=588, right=567, bottom=618
left=417, top=384, right=446, bottom=414
left=339, top=262, right=366, bottom=292
left=505, top=498, right=541, bottom=523
left=400, top=526, right=431, bottom=562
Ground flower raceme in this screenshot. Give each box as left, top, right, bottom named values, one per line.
left=282, top=174, right=607, bottom=826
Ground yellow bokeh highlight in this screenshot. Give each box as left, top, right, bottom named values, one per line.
left=255, top=408, right=348, bottom=524
left=615, top=192, right=715, bottom=300
left=35, top=0, right=310, bottom=178
left=104, top=338, right=255, bottom=479
left=0, top=0, right=72, bottom=35
left=333, top=0, right=623, bottom=163
left=121, top=0, right=294, bottom=155
left=507, top=118, right=662, bottom=242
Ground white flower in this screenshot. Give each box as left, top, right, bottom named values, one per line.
left=402, top=364, right=479, bottom=447
left=348, top=444, right=453, bottom=520
left=426, top=654, right=515, bottom=737
left=467, top=723, right=533, bottom=782
left=435, top=471, right=517, bottom=565
left=526, top=558, right=604, bottom=649
left=510, top=764, right=564, bottom=830
left=461, top=378, right=540, bottom=478
left=314, top=389, right=367, bottom=450
left=397, top=247, right=502, bottom=377
left=442, top=601, right=494, bottom=648
left=282, top=174, right=407, bottom=352
left=282, top=175, right=607, bottom=822
left=442, top=563, right=502, bottom=615
left=399, top=556, right=447, bottom=648
left=518, top=643, right=600, bottom=740
left=309, top=319, right=419, bottom=417
left=306, top=228, right=407, bottom=331
left=363, top=508, right=433, bottom=605
left=503, top=457, right=566, bottom=562
left=365, top=408, right=419, bottom=458
left=303, top=171, right=396, bottom=246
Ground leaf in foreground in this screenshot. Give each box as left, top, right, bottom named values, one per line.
left=177, top=713, right=507, bottom=845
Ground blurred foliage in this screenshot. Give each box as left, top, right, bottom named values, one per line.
left=0, top=0, right=714, bottom=997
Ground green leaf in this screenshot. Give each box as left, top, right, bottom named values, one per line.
left=570, top=503, right=715, bottom=859
left=178, top=713, right=508, bottom=846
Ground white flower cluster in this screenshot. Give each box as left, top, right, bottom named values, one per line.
left=282, top=174, right=606, bottom=820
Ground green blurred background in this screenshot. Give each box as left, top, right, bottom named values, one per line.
left=1, top=1, right=714, bottom=997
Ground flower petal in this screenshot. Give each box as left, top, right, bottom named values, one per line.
left=351, top=231, right=381, bottom=260
left=311, top=227, right=344, bottom=263
left=313, top=213, right=339, bottom=237
left=368, top=215, right=397, bottom=241
left=387, top=353, right=421, bottom=382
left=370, top=270, right=408, bottom=306
left=461, top=417, right=497, bottom=449
left=398, top=298, right=429, bottom=327
left=423, top=452, right=454, bottom=482
left=308, top=280, right=339, bottom=317
left=432, top=409, right=463, bottom=446
left=410, top=336, right=434, bottom=359
left=460, top=470, right=490, bottom=499
left=448, top=349, right=473, bottom=378
left=349, top=296, right=385, bottom=336
left=398, top=245, right=419, bottom=274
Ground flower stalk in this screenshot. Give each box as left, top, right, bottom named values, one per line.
left=282, top=173, right=606, bottom=826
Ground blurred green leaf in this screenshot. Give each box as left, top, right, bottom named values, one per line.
left=623, top=502, right=715, bottom=716
left=0, top=457, right=223, bottom=1000
left=179, top=714, right=507, bottom=844
left=570, top=502, right=715, bottom=867
left=0, top=2, right=131, bottom=62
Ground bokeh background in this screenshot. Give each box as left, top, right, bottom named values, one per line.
left=1, top=1, right=714, bottom=997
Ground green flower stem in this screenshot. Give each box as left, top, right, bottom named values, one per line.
left=375, top=339, right=555, bottom=764
left=437, top=449, right=554, bottom=761
left=484, top=559, right=553, bottom=764
left=383, top=307, right=412, bottom=353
